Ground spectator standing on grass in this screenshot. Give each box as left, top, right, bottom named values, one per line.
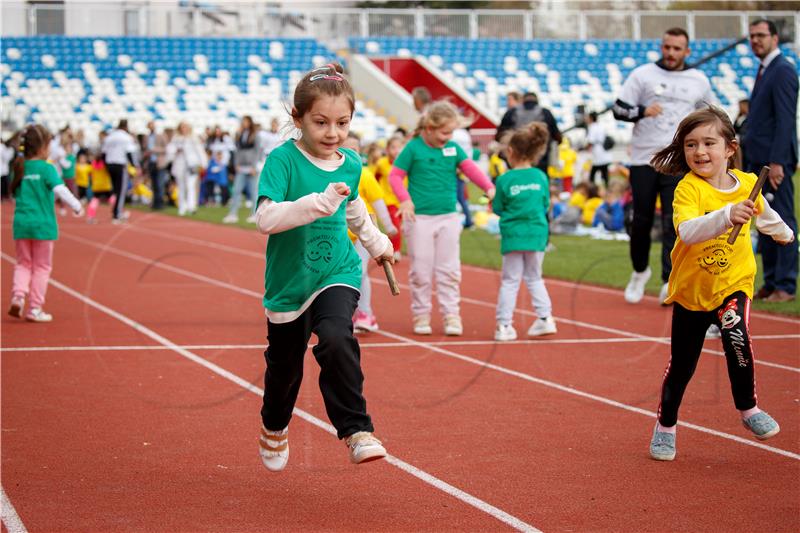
left=493, top=123, right=557, bottom=342
left=102, top=119, right=138, bottom=224
left=166, top=121, right=206, bottom=217
left=647, top=107, right=793, bottom=462
left=8, top=124, right=83, bottom=323
left=496, top=92, right=562, bottom=175
left=585, top=111, right=613, bottom=187
left=224, top=116, right=259, bottom=224
left=742, top=19, right=798, bottom=303
left=144, top=121, right=168, bottom=210
left=613, top=27, right=713, bottom=306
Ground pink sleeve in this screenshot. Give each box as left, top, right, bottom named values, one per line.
left=459, top=159, right=494, bottom=192
left=388, top=166, right=411, bottom=203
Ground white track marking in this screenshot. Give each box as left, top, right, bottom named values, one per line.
left=0, top=254, right=539, bottom=533
left=59, top=232, right=800, bottom=373
left=1, top=487, right=28, bottom=533
left=12, top=242, right=799, bottom=461
left=461, top=263, right=800, bottom=325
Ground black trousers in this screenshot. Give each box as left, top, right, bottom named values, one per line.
left=590, top=164, right=609, bottom=187
left=107, top=163, right=126, bottom=219
left=657, top=292, right=757, bottom=427
left=261, top=286, right=373, bottom=439
left=629, top=165, right=680, bottom=282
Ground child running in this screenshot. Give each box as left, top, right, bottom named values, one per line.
left=8, top=124, right=83, bottom=322
left=253, top=63, right=393, bottom=471
left=492, top=123, right=557, bottom=341
left=648, top=106, right=794, bottom=461
left=389, top=101, right=495, bottom=336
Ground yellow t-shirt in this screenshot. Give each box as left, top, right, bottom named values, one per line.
left=581, top=197, right=603, bottom=225
left=91, top=163, right=112, bottom=192
left=75, top=163, right=92, bottom=188
left=665, top=169, right=765, bottom=311
left=348, top=167, right=384, bottom=242
left=374, top=156, right=406, bottom=207
left=488, top=154, right=507, bottom=181
left=549, top=146, right=577, bottom=178
left=569, top=191, right=587, bottom=208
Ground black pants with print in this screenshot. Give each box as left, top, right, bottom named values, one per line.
left=657, top=291, right=757, bottom=427
left=629, top=165, right=680, bottom=282
left=261, top=286, right=374, bottom=439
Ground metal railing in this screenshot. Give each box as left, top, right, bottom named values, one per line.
left=2, top=3, right=798, bottom=46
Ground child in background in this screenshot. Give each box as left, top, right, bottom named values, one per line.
left=86, top=153, right=114, bottom=223
left=493, top=123, right=557, bottom=341
left=647, top=107, right=794, bottom=461
left=592, top=179, right=627, bottom=232
left=389, top=101, right=496, bottom=336
left=548, top=138, right=577, bottom=192
left=74, top=149, right=92, bottom=201
left=580, top=182, right=603, bottom=226
left=253, top=63, right=393, bottom=471
left=374, top=135, right=405, bottom=261
left=204, top=151, right=229, bottom=206
left=8, top=124, right=82, bottom=322
left=487, top=141, right=508, bottom=183
left=342, top=133, right=398, bottom=332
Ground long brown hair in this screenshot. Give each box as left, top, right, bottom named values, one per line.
left=650, top=106, right=737, bottom=176
left=9, top=124, right=52, bottom=196
left=291, top=63, right=355, bottom=121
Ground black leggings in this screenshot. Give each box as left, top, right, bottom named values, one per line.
left=657, top=291, right=757, bottom=427
left=629, top=165, right=680, bottom=282
left=107, top=163, right=126, bottom=219
left=261, top=286, right=373, bottom=439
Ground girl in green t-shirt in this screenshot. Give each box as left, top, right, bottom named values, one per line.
left=492, top=123, right=557, bottom=342
left=254, top=63, right=394, bottom=472
left=8, top=124, right=82, bottom=323
left=388, top=101, right=495, bottom=336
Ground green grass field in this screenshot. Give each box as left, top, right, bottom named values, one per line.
left=136, top=172, right=799, bottom=316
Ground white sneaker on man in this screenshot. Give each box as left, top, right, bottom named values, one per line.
left=528, top=316, right=557, bottom=337
left=624, top=267, right=652, bottom=304
left=495, top=323, right=517, bottom=342
left=222, top=214, right=238, bottom=224
left=659, top=282, right=669, bottom=306
left=246, top=214, right=257, bottom=224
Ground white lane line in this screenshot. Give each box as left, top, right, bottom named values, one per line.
left=0, top=254, right=539, bottom=533
left=5, top=334, right=799, bottom=355
left=1, top=487, right=28, bottom=533
left=461, top=263, right=800, bottom=325
left=60, top=231, right=800, bottom=374
left=374, top=329, right=800, bottom=461
left=28, top=242, right=800, bottom=461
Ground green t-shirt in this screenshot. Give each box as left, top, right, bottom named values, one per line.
left=492, top=167, right=550, bottom=254
left=62, top=154, right=76, bottom=179
left=258, top=141, right=362, bottom=312
left=13, top=159, right=63, bottom=241
left=393, top=136, right=467, bottom=215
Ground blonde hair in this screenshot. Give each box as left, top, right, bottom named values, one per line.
left=414, top=100, right=462, bottom=137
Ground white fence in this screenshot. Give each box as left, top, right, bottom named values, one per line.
left=2, top=3, right=798, bottom=48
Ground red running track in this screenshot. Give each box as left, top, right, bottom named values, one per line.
left=2, top=208, right=799, bottom=532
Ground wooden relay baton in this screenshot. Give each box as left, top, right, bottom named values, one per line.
left=383, top=261, right=400, bottom=296
left=727, top=165, right=770, bottom=245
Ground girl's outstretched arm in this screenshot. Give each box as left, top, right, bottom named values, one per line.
left=755, top=198, right=795, bottom=245
left=255, top=183, right=349, bottom=235
left=53, top=184, right=83, bottom=215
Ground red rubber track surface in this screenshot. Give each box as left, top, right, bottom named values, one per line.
left=2, top=208, right=798, bottom=533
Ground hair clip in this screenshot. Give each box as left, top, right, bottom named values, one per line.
left=309, top=74, right=343, bottom=82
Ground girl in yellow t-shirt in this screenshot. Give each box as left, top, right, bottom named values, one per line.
left=373, top=135, right=405, bottom=260
left=646, top=107, right=794, bottom=462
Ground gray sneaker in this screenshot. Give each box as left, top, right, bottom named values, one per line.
left=649, top=427, right=676, bottom=461
left=742, top=411, right=780, bottom=440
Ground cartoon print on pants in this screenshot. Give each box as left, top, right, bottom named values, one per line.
left=718, top=299, right=741, bottom=330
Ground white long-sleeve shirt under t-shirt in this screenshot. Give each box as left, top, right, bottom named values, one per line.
left=255, top=142, right=393, bottom=323
left=614, top=63, right=714, bottom=166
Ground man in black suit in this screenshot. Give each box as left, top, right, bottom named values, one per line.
left=742, top=19, right=798, bottom=303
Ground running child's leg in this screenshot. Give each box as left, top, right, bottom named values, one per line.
left=28, top=240, right=54, bottom=311
left=496, top=252, right=524, bottom=326
left=657, top=303, right=711, bottom=427
left=11, top=239, right=34, bottom=301
left=522, top=251, right=552, bottom=319
left=261, top=313, right=312, bottom=431
left=715, top=292, right=757, bottom=411
left=433, top=212, right=463, bottom=318
left=309, top=286, right=374, bottom=439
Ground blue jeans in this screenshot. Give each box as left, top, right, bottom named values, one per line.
left=456, top=178, right=472, bottom=228
left=227, top=171, right=258, bottom=217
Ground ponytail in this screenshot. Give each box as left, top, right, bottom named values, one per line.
left=9, top=153, right=24, bottom=196
left=8, top=124, right=52, bottom=196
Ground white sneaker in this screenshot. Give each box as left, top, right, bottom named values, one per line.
left=528, top=316, right=557, bottom=337
left=443, top=314, right=463, bottom=336
left=222, top=214, right=238, bottom=224
left=25, top=308, right=53, bottom=323
left=659, top=283, right=669, bottom=306
left=495, top=323, right=517, bottom=341
left=705, top=324, right=721, bottom=339
left=624, top=267, right=652, bottom=304
left=413, top=315, right=432, bottom=335
left=345, top=431, right=386, bottom=464
left=8, top=297, right=24, bottom=319
left=259, top=426, right=289, bottom=472
left=246, top=214, right=257, bottom=224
